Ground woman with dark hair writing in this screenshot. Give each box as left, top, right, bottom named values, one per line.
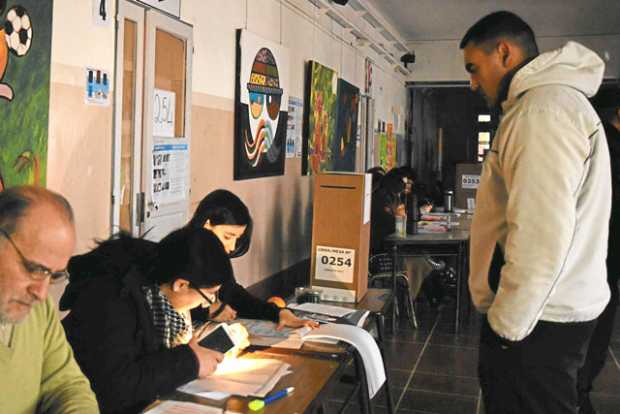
left=188, top=189, right=317, bottom=330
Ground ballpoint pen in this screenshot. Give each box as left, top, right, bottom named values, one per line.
left=248, top=387, right=295, bottom=411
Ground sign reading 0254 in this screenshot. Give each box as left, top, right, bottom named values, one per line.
left=315, top=245, right=355, bottom=284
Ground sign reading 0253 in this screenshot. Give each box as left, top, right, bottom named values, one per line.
left=315, top=245, right=355, bottom=284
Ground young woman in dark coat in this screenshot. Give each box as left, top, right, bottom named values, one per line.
left=188, top=189, right=317, bottom=330
left=60, top=228, right=233, bottom=414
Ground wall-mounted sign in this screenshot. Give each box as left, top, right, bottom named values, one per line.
left=137, top=0, right=180, bottom=17
left=85, top=67, right=110, bottom=106
left=152, top=142, right=188, bottom=204
left=153, top=88, right=176, bottom=138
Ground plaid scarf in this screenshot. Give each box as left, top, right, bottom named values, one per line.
left=142, top=285, right=191, bottom=348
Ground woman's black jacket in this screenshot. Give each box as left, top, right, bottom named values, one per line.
left=60, top=238, right=199, bottom=414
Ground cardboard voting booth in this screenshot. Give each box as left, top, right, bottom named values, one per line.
left=310, top=173, right=371, bottom=303
left=455, top=163, right=482, bottom=210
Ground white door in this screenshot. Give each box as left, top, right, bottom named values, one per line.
left=142, top=12, right=193, bottom=241
left=112, top=0, right=145, bottom=235
left=112, top=2, right=193, bottom=241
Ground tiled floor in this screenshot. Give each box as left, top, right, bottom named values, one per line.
left=323, top=300, right=620, bottom=414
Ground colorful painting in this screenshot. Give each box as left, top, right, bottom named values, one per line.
left=234, top=29, right=289, bottom=180
left=379, top=123, right=397, bottom=170
left=332, top=79, right=359, bottom=172
left=303, top=60, right=337, bottom=175
left=0, top=0, right=52, bottom=190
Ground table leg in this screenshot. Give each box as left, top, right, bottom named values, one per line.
left=455, top=243, right=462, bottom=334
left=391, top=244, right=399, bottom=334
left=353, top=350, right=373, bottom=414
left=374, top=313, right=394, bottom=414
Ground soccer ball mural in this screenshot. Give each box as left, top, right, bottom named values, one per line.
left=0, top=3, right=33, bottom=101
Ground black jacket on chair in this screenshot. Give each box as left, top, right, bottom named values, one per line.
left=60, top=239, right=199, bottom=414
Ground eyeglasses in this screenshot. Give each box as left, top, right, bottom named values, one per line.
left=0, top=228, right=69, bottom=284
left=192, top=286, right=219, bottom=306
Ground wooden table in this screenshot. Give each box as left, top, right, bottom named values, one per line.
left=152, top=349, right=342, bottom=413
left=385, top=214, right=471, bottom=333
left=288, top=288, right=395, bottom=414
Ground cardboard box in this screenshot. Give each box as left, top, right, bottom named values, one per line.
left=310, top=173, right=371, bottom=303
left=455, top=163, right=482, bottom=210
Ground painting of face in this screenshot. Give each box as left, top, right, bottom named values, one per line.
left=234, top=30, right=290, bottom=180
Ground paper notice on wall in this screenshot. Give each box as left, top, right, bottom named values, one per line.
left=461, top=174, right=480, bottom=189
left=315, top=246, right=355, bottom=284
left=152, top=143, right=188, bottom=204
left=153, top=89, right=176, bottom=138
left=287, top=96, right=303, bottom=158
left=363, top=173, right=372, bottom=224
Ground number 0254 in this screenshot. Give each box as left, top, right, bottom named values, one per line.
left=320, top=255, right=352, bottom=267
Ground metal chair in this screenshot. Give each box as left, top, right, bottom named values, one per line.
left=368, top=253, right=418, bottom=329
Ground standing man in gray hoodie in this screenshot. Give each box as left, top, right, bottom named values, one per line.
left=461, top=11, right=611, bottom=414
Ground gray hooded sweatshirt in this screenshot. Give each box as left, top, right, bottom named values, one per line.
left=469, top=41, right=612, bottom=341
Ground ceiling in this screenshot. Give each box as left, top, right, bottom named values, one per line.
left=365, top=0, right=620, bottom=43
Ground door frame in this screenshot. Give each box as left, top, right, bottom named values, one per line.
left=111, top=0, right=146, bottom=235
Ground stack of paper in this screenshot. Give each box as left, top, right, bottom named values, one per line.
left=177, top=358, right=291, bottom=398
left=236, top=319, right=313, bottom=349
left=288, top=303, right=371, bottom=328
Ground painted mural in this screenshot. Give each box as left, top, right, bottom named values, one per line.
left=303, top=60, right=337, bottom=175
left=234, top=29, right=289, bottom=180
left=0, top=0, right=52, bottom=189
left=332, top=78, right=359, bottom=172
left=379, top=123, right=397, bottom=170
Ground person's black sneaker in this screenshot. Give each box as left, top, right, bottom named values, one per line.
left=578, top=392, right=598, bottom=414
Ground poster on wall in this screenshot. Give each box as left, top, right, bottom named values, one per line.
left=379, top=123, right=397, bottom=170
left=85, top=67, right=110, bottom=106
left=151, top=142, right=188, bottom=204
left=152, top=88, right=176, bottom=137
left=333, top=79, right=359, bottom=172
left=303, top=60, right=337, bottom=175
left=0, top=0, right=53, bottom=190
left=137, top=0, right=180, bottom=17
left=234, top=29, right=289, bottom=180
left=286, top=96, right=303, bottom=158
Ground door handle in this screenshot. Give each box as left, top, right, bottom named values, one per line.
left=136, top=192, right=145, bottom=224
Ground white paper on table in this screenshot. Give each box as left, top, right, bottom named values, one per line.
left=177, top=358, right=291, bottom=398
left=288, top=303, right=355, bottom=318
left=143, top=400, right=223, bottom=413
left=304, top=324, right=386, bottom=398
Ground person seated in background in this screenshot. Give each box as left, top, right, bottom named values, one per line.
left=61, top=227, right=234, bottom=414
left=369, top=170, right=434, bottom=304
left=0, top=186, right=99, bottom=414
left=366, top=166, right=386, bottom=192
left=188, top=189, right=317, bottom=330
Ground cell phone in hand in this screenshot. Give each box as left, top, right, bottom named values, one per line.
left=198, top=323, right=236, bottom=353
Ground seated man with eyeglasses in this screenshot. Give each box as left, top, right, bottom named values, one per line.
left=60, top=226, right=238, bottom=414
left=0, top=186, right=99, bottom=413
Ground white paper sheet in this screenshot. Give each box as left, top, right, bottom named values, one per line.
left=178, top=358, right=291, bottom=398
left=288, top=303, right=355, bottom=317
left=143, top=400, right=222, bottom=414
left=304, top=324, right=386, bottom=398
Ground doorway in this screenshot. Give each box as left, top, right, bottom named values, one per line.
left=112, top=0, right=193, bottom=240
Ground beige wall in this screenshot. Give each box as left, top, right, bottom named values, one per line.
left=407, top=34, right=620, bottom=82
left=44, top=0, right=408, bottom=301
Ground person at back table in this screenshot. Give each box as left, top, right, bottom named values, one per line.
left=0, top=186, right=99, bottom=413
left=61, top=227, right=235, bottom=413
left=461, top=11, right=611, bottom=414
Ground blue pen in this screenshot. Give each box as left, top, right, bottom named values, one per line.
left=248, top=387, right=295, bottom=411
